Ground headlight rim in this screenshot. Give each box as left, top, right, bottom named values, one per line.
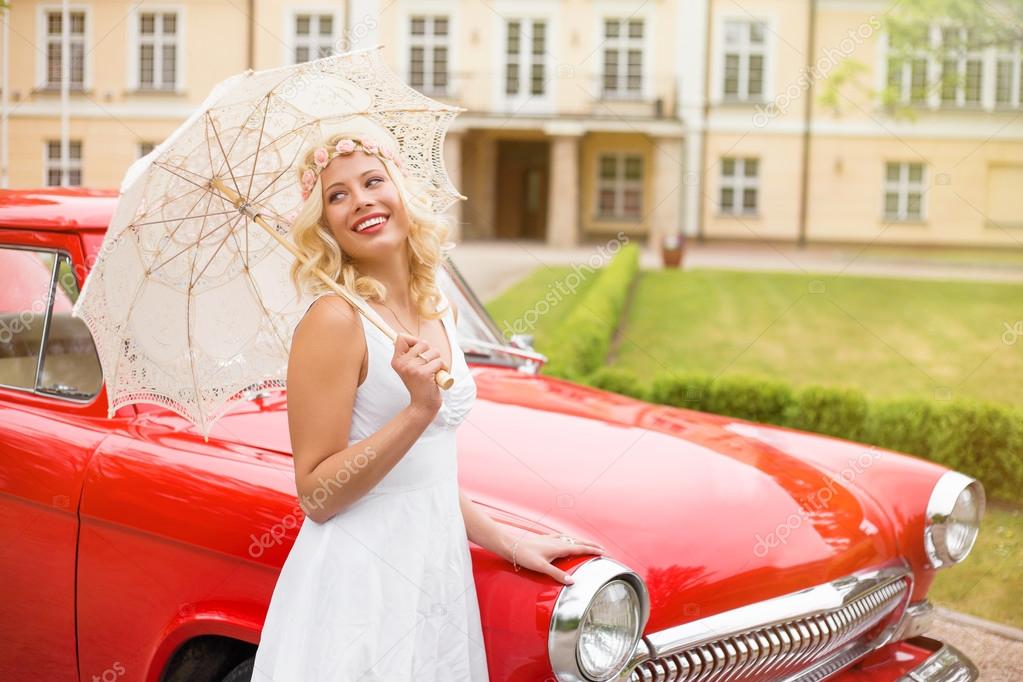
left=547, top=556, right=650, bottom=682
left=924, top=470, right=985, bottom=569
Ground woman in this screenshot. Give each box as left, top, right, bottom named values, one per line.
left=251, top=128, right=606, bottom=681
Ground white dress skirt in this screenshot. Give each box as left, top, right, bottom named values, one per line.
left=252, top=288, right=490, bottom=681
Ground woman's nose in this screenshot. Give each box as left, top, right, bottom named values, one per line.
left=350, top=187, right=372, bottom=210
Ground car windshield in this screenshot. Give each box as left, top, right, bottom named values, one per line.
left=436, top=255, right=546, bottom=371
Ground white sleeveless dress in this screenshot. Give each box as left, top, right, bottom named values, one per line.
left=252, top=287, right=489, bottom=682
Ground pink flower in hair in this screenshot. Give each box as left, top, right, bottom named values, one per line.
left=313, top=146, right=330, bottom=168
left=335, top=139, right=357, bottom=154
left=361, top=138, right=379, bottom=156
left=301, top=168, right=316, bottom=191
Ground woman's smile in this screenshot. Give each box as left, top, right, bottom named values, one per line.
left=352, top=213, right=389, bottom=235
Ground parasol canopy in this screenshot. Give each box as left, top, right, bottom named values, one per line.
left=72, top=44, right=466, bottom=441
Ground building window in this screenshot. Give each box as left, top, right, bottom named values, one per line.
left=596, top=153, right=642, bottom=219
left=45, top=140, right=82, bottom=186
left=995, top=44, right=1023, bottom=108
left=294, top=13, right=335, bottom=63
left=137, top=12, right=178, bottom=90
left=602, top=19, right=643, bottom=98
left=722, top=20, right=765, bottom=101
left=505, top=19, right=547, bottom=97
left=884, top=162, right=926, bottom=221
left=409, top=16, right=449, bottom=95
left=719, top=157, right=759, bottom=215
left=45, top=10, right=87, bottom=89
left=939, top=27, right=982, bottom=107
left=885, top=26, right=930, bottom=105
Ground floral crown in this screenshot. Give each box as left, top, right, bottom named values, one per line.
left=299, top=136, right=405, bottom=201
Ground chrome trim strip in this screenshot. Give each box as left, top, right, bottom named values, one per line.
left=645, top=565, right=910, bottom=657
left=625, top=563, right=914, bottom=682
left=896, top=637, right=979, bottom=682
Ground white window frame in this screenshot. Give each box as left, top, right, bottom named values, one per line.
left=43, top=140, right=83, bottom=187
left=403, top=12, right=453, bottom=97
left=126, top=5, right=186, bottom=93
left=712, top=13, right=776, bottom=105
left=880, top=29, right=931, bottom=107
left=284, top=7, right=342, bottom=65
left=718, top=157, right=759, bottom=216
left=500, top=17, right=555, bottom=112
left=599, top=17, right=647, bottom=100
left=595, top=152, right=643, bottom=220
left=937, top=26, right=984, bottom=108
left=883, top=161, right=927, bottom=222
left=36, top=5, right=92, bottom=91
left=721, top=19, right=766, bottom=102
left=588, top=2, right=654, bottom=102
left=880, top=24, right=1023, bottom=111
left=994, top=44, right=1023, bottom=108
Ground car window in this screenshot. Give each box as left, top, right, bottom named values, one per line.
left=38, top=254, right=103, bottom=399
left=0, top=248, right=54, bottom=390
left=0, top=246, right=102, bottom=400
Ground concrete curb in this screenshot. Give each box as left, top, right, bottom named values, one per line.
left=935, top=606, right=1023, bottom=642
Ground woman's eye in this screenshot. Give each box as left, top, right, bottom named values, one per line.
left=368, top=177, right=383, bottom=186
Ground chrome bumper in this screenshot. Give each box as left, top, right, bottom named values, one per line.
left=897, top=636, right=979, bottom=682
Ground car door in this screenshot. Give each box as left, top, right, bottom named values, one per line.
left=0, top=233, right=118, bottom=681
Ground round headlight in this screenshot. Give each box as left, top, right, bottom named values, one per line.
left=925, top=471, right=985, bottom=568
left=577, top=579, right=642, bottom=679
left=548, top=557, right=650, bottom=682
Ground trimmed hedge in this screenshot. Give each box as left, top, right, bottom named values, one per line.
left=541, top=243, right=640, bottom=380
left=581, top=368, right=1023, bottom=502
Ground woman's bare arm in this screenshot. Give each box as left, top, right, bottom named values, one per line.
left=458, top=489, right=513, bottom=560
left=288, top=296, right=437, bottom=524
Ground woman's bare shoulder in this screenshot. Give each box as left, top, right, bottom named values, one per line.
left=292, top=295, right=364, bottom=357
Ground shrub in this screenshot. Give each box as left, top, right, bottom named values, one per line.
left=582, top=370, right=1023, bottom=503
left=542, top=243, right=640, bottom=379
left=583, top=367, right=648, bottom=400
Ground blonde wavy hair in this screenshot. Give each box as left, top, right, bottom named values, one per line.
left=288, top=130, right=456, bottom=321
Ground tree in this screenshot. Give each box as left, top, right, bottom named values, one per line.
left=819, top=0, right=1023, bottom=117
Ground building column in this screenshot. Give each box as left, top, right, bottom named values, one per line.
left=650, top=134, right=685, bottom=246
left=546, top=134, right=580, bottom=247
left=682, top=130, right=703, bottom=238
left=443, top=130, right=463, bottom=242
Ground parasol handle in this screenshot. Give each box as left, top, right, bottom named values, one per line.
left=211, top=178, right=454, bottom=390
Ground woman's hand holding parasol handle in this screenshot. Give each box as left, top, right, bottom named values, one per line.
left=211, top=178, right=455, bottom=390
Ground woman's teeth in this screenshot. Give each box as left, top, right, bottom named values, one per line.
left=355, top=216, right=386, bottom=232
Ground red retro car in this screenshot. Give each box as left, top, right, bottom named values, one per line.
left=0, top=188, right=984, bottom=682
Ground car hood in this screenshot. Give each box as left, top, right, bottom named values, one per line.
left=154, top=367, right=921, bottom=632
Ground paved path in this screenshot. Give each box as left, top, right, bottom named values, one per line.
left=447, top=240, right=1023, bottom=301
left=930, top=609, right=1023, bottom=681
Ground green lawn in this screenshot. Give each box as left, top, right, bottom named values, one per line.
left=930, top=502, right=1023, bottom=629
left=485, top=265, right=598, bottom=349
left=614, top=269, right=1023, bottom=407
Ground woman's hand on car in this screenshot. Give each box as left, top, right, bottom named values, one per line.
left=506, top=531, right=607, bottom=585
left=392, top=333, right=443, bottom=416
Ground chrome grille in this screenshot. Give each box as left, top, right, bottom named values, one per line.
left=629, top=570, right=910, bottom=682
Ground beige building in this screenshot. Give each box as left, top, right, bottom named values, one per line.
left=2, top=0, right=1021, bottom=247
